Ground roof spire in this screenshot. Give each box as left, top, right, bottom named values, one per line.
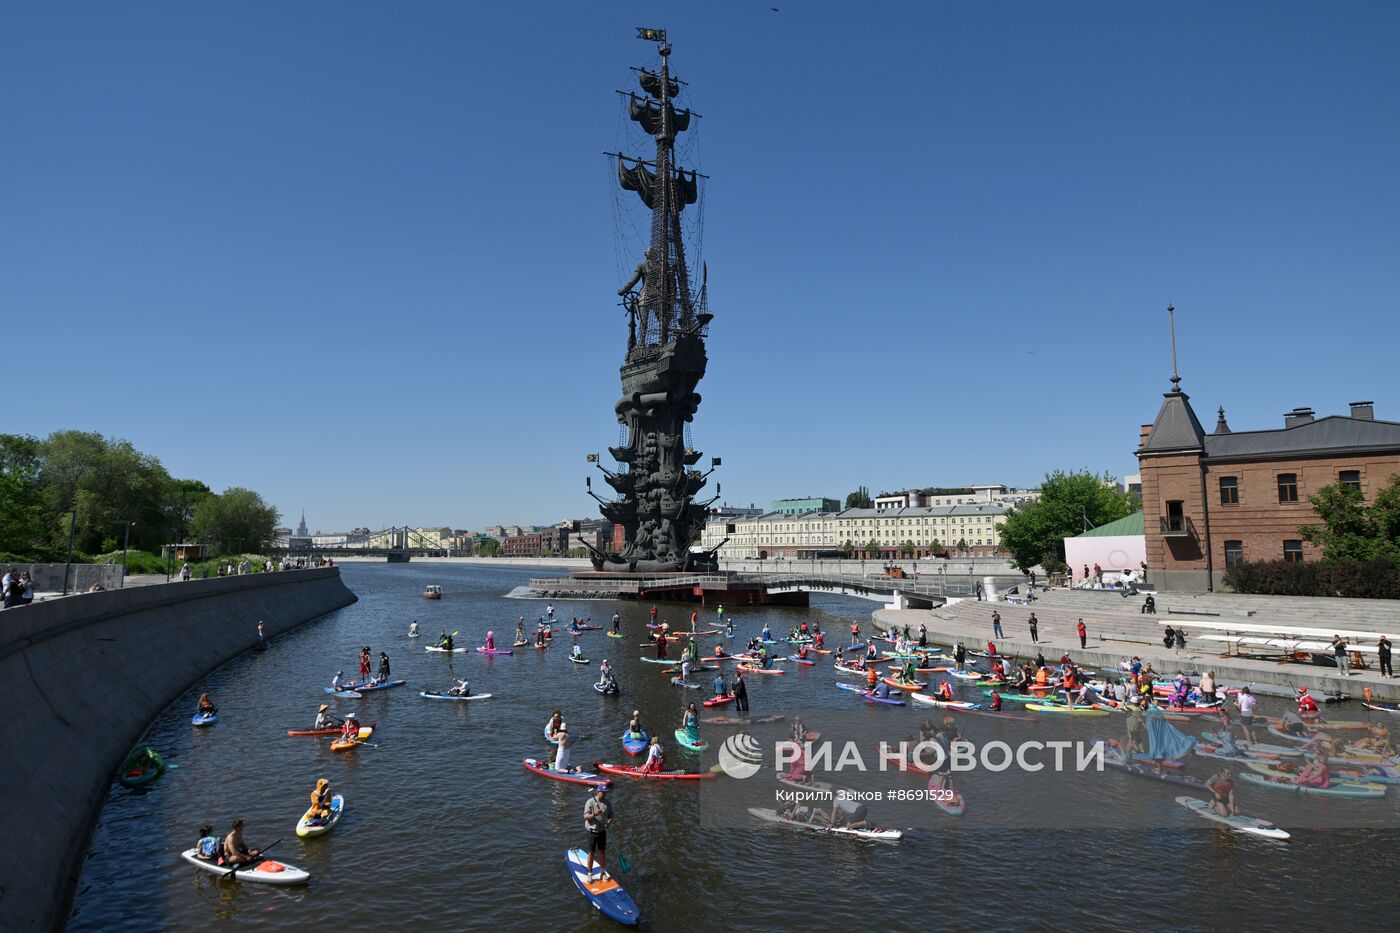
left=1214, top=406, right=1232, bottom=434
left=1167, top=304, right=1181, bottom=393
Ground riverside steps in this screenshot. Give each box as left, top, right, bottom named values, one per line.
left=869, top=586, right=1400, bottom=702
left=0, top=568, right=357, bottom=933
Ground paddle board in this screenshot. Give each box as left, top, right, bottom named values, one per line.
left=180, top=849, right=310, bottom=885
left=296, top=794, right=344, bottom=838
left=1175, top=796, right=1289, bottom=839
left=566, top=847, right=639, bottom=926
left=419, top=690, right=492, bottom=701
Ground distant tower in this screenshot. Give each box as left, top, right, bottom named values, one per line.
left=295, top=511, right=309, bottom=537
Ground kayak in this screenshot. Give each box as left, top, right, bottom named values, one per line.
left=705, top=715, right=785, bottom=725
left=910, top=694, right=978, bottom=710
left=747, top=807, right=902, bottom=841
left=674, top=728, right=709, bottom=752
left=425, top=646, right=470, bottom=653
left=1175, top=796, right=1289, bottom=839
left=566, top=847, right=639, bottom=926
left=1026, top=704, right=1108, bottom=716
left=522, top=757, right=612, bottom=788
left=287, top=722, right=376, bottom=736
left=180, top=849, right=310, bottom=885
left=1237, top=771, right=1385, bottom=798
left=477, top=647, right=514, bottom=655
left=594, top=762, right=716, bottom=780
left=116, top=747, right=166, bottom=789
left=737, top=664, right=784, bottom=675
left=881, top=677, right=927, bottom=692
left=419, top=691, right=492, bottom=701
left=786, top=656, right=816, bottom=666
left=324, top=688, right=363, bottom=698
left=330, top=726, right=374, bottom=751
left=296, top=793, right=344, bottom=838
left=593, top=683, right=620, bottom=696
left=192, top=712, right=218, bottom=727
left=622, top=731, right=648, bottom=756
left=570, top=657, right=592, bottom=664
left=703, top=694, right=734, bottom=708
left=344, top=679, right=407, bottom=692
left=835, top=683, right=905, bottom=706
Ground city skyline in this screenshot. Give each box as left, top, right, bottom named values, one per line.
left=5, top=3, right=1397, bottom=531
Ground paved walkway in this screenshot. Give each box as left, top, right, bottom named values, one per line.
left=868, top=587, right=1400, bottom=702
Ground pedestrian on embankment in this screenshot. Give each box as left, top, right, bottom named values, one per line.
left=1028, top=613, right=1039, bottom=644
left=1379, top=636, right=1393, bottom=678
left=1077, top=619, right=1087, bottom=649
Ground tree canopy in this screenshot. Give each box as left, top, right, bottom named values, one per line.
left=1299, top=475, right=1400, bottom=563
left=997, top=469, right=1136, bottom=572
left=0, top=431, right=276, bottom=561
left=192, top=487, right=280, bottom=556
left=845, top=486, right=872, bottom=509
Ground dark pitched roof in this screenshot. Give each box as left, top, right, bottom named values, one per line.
left=1204, top=415, right=1400, bottom=460
left=1140, top=390, right=1206, bottom=454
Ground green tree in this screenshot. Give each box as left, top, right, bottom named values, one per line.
left=192, top=487, right=280, bottom=556
left=0, top=434, right=47, bottom=557
left=473, top=538, right=502, bottom=557
left=840, top=539, right=854, bottom=557
left=1299, top=475, right=1400, bottom=562
left=956, top=538, right=968, bottom=553
left=997, top=469, right=1136, bottom=572
left=865, top=538, right=880, bottom=557
left=900, top=539, right=916, bottom=557
left=845, top=486, right=872, bottom=509
left=39, top=430, right=174, bottom=554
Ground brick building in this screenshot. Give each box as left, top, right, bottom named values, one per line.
left=501, top=528, right=570, bottom=558
left=1137, top=380, right=1400, bottom=591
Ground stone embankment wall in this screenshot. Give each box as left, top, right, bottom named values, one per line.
left=0, top=568, right=357, bottom=932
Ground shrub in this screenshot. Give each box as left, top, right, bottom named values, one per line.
left=1224, top=559, right=1400, bottom=600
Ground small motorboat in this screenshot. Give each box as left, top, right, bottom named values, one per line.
left=423, top=585, right=442, bottom=600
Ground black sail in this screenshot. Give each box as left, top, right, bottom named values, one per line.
left=638, top=68, right=679, bottom=99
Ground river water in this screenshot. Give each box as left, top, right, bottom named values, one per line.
left=70, top=563, right=1400, bottom=930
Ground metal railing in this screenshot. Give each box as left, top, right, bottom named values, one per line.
left=1159, top=515, right=1196, bottom=538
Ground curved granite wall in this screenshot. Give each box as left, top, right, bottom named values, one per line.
left=0, top=568, right=357, bottom=932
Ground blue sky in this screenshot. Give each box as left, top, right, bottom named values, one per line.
left=4, top=2, right=1397, bottom=532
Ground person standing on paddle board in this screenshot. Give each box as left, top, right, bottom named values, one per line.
left=712, top=672, right=727, bottom=698
left=682, top=702, right=701, bottom=742
left=649, top=605, right=657, bottom=626
left=583, top=785, right=612, bottom=881
left=409, top=620, right=419, bottom=637
left=515, top=618, right=526, bottom=643
left=222, top=820, right=260, bottom=867
left=655, top=634, right=668, bottom=660
left=850, top=621, right=860, bottom=645
left=1028, top=614, right=1039, bottom=644
left=732, top=670, right=749, bottom=712
left=547, top=603, right=554, bottom=621
left=598, top=659, right=613, bottom=686
left=641, top=736, right=665, bottom=773
left=612, top=612, right=621, bottom=635
left=377, top=652, right=390, bottom=683
left=918, top=623, right=927, bottom=648
left=359, top=646, right=371, bottom=680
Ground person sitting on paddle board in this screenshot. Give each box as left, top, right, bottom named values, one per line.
left=818, top=798, right=870, bottom=831
left=797, top=644, right=811, bottom=661
left=331, top=671, right=347, bottom=692
left=937, top=680, right=954, bottom=702
left=866, top=666, right=879, bottom=690
left=761, top=623, right=772, bottom=642
left=445, top=678, right=470, bottom=697
left=194, top=825, right=219, bottom=862
left=409, top=620, right=419, bottom=637
left=1296, top=688, right=1320, bottom=715
left=628, top=709, right=645, bottom=739
left=902, top=660, right=918, bottom=683
left=314, top=704, right=340, bottom=730
left=583, top=784, right=612, bottom=881
left=341, top=714, right=361, bottom=743
left=597, top=659, right=613, bottom=684
left=713, top=644, right=729, bottom=659
left=484, top=630, right=496, bottom=651
left=222, top=819, right=260, bottom=867
left=871, top=681, right=893, bottom=700
left=546, top=710, right=565, bottom=742
left=572, top=643, right=584, bottom=661
left=309, top=778, right=333, bottom=822
left=438, top=631, right=453, bottom=651
left=712, top=673, right=728, bottom=698
left=641, top=736, right=665, bottom=773
left=1293, top=753, right=1331, bottom=788
left=865, top=643, right=879, bottom=662
left=197, top=693, right=218, bottom=716
left=990, top=689, right=1003, bottom=711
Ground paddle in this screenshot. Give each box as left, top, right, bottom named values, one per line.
left=227, top=837, right=281, bottom=881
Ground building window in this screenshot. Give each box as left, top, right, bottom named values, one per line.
left=1283, top=540, right=1304, bottom=563
left=1219, top=476, right=1239, bottom=506
left=1340, top=470, right=1361, bottom=492
left=1224, top=540, right=1244, bottom=568
left=1277, top=473, right=1298, bottom=503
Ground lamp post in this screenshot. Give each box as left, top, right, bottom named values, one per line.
left=114, top=520, right=135, bottom=587
left=59, top=508, right=77, bottom=596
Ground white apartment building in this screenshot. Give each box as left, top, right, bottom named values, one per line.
left=697, top=504, right=1008, bottom=560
